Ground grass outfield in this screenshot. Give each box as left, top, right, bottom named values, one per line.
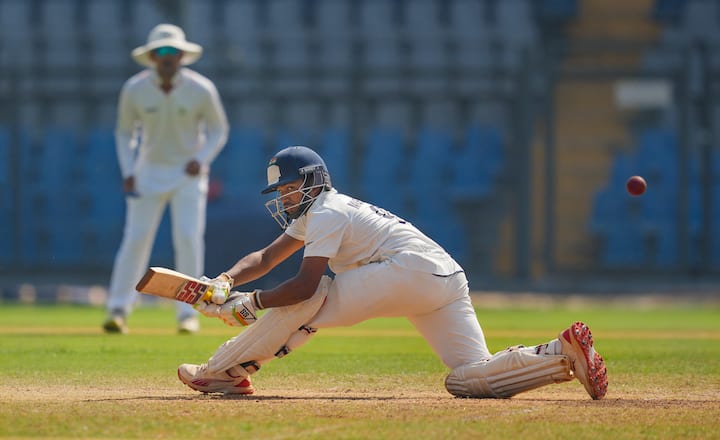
left=0, top=301, right=719, bottom=439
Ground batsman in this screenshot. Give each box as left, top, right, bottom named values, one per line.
left=179, top=146, right=608, bottom=399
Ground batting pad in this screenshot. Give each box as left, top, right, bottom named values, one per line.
left=445, top=346, right=574, bottom=398
left=207, top=275, right=330, bottom=374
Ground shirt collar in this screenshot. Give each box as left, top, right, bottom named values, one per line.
left=151, top=69, right=183, bottom=87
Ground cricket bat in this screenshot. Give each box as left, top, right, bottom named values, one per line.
left=136, top=267, right=217, bottom=305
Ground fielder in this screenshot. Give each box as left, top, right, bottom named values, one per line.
left=103, top=24, right=229, bottom=334
left=179, top=146, right=608, bottom=399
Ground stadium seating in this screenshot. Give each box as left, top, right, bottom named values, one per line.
left=535, top=0, right=580, bottom=24
left=214, top=126, right=267, bottom=198
left=0, top=0, right=534, bottom=273
left=652, top=0, right=686, bottom=24
left=407, top=127, right=476, bottom=263
left=450, top=125, right=503, bottom=202
left=360, top=126, right=408, bottom=215
left=0, top=126, right=10, bottom=265
left=318, top=127, right=352, bottom=192
left=588, top=126, right=720, bottom=268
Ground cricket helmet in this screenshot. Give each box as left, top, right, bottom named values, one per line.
left=262, top=146, right=332, bottom=228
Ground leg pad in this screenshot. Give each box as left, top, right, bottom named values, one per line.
left=445, top=346, right=574, bottom=398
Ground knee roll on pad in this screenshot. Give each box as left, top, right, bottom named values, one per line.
left=445, top=346, right=574, bottom=398
left=207, top=276, right=330, bottom=374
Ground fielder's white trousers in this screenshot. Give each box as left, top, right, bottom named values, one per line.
left=106, top=176, right=207, bottom=320
left=309, top=257, right=491, bottom=369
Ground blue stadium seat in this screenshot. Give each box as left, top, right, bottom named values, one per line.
left=681, top=0, right=720, bottom=40
left=448, top=0, right=491, bottom=42
left=412, top=196, right=469, bottom=264
left=361, top=126, right=408, bottom=215
left=0, top=126, right=8, bottom=186
left=536, top=0, right=579, bottom=23
left=0, top=0, right=31, bottom=45
left=271, top=39, right=313, bottom=93
left=39, top=0, right=81, bottom=71
left=0, top=126, right=11, bottom=264
left=497, top=0, right=536, bottom=46
left=86, top=0, right=128, bottom=75
left=0, top=212, right=11, bottom=266
left=405, top=127, right=468, bottom=259
left=637, top=128, right=679, bottom=190
left=34, top=127, right=79, bottom=186
left=319, top=127, right=352, bottom=191
left=410, top=127, right=453, bottom=187
left=450, top=125, right=503, bottom=201
left=130, top=0, right=167, bottom=40
left=589, top=127, right=704, bottom=268
left=652, top=0, right=686, bottom=24
left=184, top=0, right=216, bottom=49
left=215, top=127, right=267, bottom=197
left=405, top=0, right=445, bottom=36
left=589, top=188, right=625, bottom=237
left=601, top=225, right=647, bottom=268
left=84, top=127, right=120, bottom=181
left=217, top=1, right=263, bottom=69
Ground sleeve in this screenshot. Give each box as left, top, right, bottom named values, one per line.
left=303, top=209, right=347, bottom=259
left=194, top=81, right=229, bottom=166
left=284, top=216, right=307, bottom=241
left=114, top=81, right=139, bottom=178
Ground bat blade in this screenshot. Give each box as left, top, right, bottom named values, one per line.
left=136, top=267, right=212, bottom=305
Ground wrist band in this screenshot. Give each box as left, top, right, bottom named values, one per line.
left=253, top=289, right=265, bottom=310
left=220, top=272, right=234, bottom=286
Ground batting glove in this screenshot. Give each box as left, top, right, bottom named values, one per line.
left=193, top=276, right=231, bottom=318
left=218, top=290, right=262, bottom=327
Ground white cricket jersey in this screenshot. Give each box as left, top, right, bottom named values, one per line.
left=115, top=68, right=228, bottom=194
left=285, top=189, right=463, bottom=276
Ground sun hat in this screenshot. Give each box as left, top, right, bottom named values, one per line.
left=131, top=24, right=203, bottom=67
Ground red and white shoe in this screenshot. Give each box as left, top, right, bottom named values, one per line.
left=177, top=363, right=254, bottom=395
left=559, top=321, right=608, bottom=400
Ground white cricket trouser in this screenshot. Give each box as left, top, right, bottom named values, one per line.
left=106, top=176, right=207, bottom=320
left=309, top=258, right=491, bottom=369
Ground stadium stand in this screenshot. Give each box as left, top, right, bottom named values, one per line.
left=0, top=126, right=11, bottom=265
left=589, top=125, right=720, bottom=268
left=0, top=0, right=531, bottom=275
left=360, top=126, right=408, bottom=216
left=318, top=127, right=352, bottom=192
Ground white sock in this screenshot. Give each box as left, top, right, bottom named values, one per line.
left=532, top=339, right=562, bottom=356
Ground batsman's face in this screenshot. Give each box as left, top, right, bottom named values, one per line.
left=276, top=179, right=305, bottom=215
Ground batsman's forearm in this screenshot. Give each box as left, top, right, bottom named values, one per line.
left=224, top=251, right=274, bottom=286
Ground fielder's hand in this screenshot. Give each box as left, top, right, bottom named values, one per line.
left=217, top=291, right=261, bottom=327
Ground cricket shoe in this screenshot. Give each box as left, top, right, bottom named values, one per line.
left=559, top=321, right=608, bottom=400
left=102, top=310, right=128, bottom=334
left=177, top=363, right=254, bottom=395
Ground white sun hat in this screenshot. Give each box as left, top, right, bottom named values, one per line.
left=131, top=24, right=203, bottom=67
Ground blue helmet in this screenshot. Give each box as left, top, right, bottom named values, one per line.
left=262, top=146, right=332, bottom=228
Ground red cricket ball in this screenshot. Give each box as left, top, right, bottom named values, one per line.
left=626, top=175, right=647, bottom=196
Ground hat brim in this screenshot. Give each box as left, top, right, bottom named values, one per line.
left=131, top=38, right=203, bottom=67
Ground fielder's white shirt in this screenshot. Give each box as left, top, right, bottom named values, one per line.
left=285, top=189, right=463, bottom=276
left=115, top=68, right=229, bottom=194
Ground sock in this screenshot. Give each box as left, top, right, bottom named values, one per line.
left=533, top=339, right=562, bottom=356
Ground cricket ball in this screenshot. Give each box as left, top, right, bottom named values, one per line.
left=626, top=175, right=647, bottom=196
